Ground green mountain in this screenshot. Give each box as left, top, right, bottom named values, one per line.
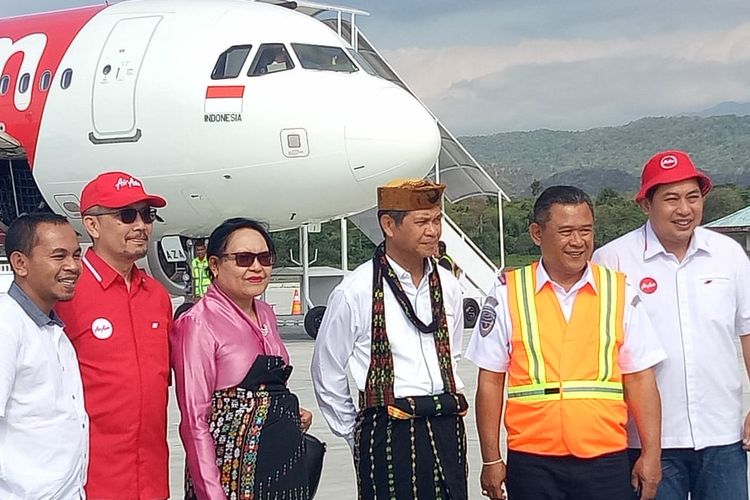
left=459, top=115, right=750, bottom=195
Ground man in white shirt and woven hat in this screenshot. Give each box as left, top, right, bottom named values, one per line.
left=312, top=178, right=468, bottom=499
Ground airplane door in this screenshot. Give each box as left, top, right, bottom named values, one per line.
left=90, top=16, right=162, bottom=143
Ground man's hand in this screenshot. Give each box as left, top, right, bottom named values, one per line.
left=631, top=452, right=661, bottom=499
left=743, top=410, right=750, bottom=451
left=480, top=461, right=507, bottom=500
left=299, top=407, right=313, bottom=432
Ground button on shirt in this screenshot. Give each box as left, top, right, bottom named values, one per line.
left=55, top=249, right=172, bottom=500
left=0, top=283, right=88, bottom=500
left=312, top=258, right=465, bottom=445
left=593, top=222, right=750, bottom=450
left=466, top=262, right=665, bottom=379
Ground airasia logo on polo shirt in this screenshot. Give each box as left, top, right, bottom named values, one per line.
left=639, top=277, right=658, bottom=294
left=114, top=177, right=142, bottom=191
left=91, top=318, right=114, bottom=339
left=659, top=155, right=678, bottom=169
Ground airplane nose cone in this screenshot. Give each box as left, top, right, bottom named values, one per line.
left=345, top=86, right=440, bottom=182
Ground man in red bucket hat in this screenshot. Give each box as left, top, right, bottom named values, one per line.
left=56, top=171, right=172, bottom=500
left=594, top=151, right=750, bottom=499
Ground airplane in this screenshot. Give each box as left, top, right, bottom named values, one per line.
left=0, top=0, right=442, bottom=318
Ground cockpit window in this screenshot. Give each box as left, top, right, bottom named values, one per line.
left=211, top=45, right=252, bottom=80
left=346, top=48, right=378, bottom=76
left=291, top=44, right=358, bottom=73
left=248, top=44, right=294, bottom=76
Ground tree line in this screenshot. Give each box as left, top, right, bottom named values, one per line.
left=271, top=184, right=750, bottom=270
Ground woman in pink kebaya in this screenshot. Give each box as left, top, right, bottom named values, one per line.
left=171, top=218, right=312, bottom=500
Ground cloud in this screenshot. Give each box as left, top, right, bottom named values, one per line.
left=381, top=23, right=750, bottom=133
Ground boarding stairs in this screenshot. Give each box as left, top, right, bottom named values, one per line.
left=291, top=2, right=510, bottom=296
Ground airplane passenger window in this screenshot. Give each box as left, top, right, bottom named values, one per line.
left=61, top=69, right=73, bottom=89
left=0, top=75, right=9, bottom=96
left=212, top=45, right=252, bottom=80
left=291, top=44, right=357, bottom=73
left=18, top=73, right=30, bottom=94
left=248, top=44, right=294, bottom=76
left=39, top=71, right=52, bottom=91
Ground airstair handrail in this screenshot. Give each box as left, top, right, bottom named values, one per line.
left=443, top=212, right=498, bottom=273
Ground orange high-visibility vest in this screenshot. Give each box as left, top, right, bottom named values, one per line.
left=505, top=262, right=627, bottom=458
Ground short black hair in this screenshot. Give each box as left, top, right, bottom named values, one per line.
left=377, top=209, right=407, bottom=237
left=6, top=213, right=71, bottom=273
left=532, top=186, right=594, bottom=225
left=6, top=212, right=70, bottom=257
left=194, top=239, right=206, bottom=249
left=206, top=218, right=275, bottom=277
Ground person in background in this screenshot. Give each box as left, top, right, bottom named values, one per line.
left=171, top=217, right=313, bottom=500
left=468, top=186, right=665, bottom=500
left=191, top=239, right=210, bottom=298
left=437, top=240, right=462, bottom=278
left=56, top=171, right=172, bottom=500
left=312, top=179, right=468, bottom=500
left=0, top=213, right=87, bottom=499
left=593, top=150, right=750, bottom=500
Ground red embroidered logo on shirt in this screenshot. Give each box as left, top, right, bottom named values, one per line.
left=639, top=277, right=658, bottom=294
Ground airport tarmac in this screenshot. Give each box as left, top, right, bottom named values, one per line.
left=167, top=326, right=750, bottom=499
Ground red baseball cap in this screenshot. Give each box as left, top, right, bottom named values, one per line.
left=80, top=171, right=167, bottom=214
left=635, top=150, right=713, bottom=202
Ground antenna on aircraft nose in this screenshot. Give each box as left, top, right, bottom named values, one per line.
left=277, top=1, right=298, bottom=9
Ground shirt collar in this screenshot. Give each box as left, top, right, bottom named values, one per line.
left=8, top=282, right=65, bottom=328
left=385, top=255, right=433, bottom=286
left=83, top=248, right=146, bottom=290
left=535, top=258, right=597, bottom=295
left=643, top=221, right=710, bottom=261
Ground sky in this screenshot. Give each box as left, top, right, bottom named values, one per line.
left=3, top=0, right=750, bottom=135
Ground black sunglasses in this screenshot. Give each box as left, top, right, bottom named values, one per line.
left=95, top=207, right=158, bottom=224
left=222, top=251, right=275, bottom=267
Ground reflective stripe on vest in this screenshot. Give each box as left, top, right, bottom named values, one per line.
left=508, top=264, right=623, bottom=402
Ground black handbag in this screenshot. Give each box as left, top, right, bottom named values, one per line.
left=303, top=433, right=326, bottom=498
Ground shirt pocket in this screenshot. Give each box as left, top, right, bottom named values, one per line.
left=695, top=276, right=735, bottom=330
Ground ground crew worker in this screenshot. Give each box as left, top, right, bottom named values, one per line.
left=312, top=179, right=468, bottom=499
left=593, top=150, right=750, bottom=499
left=437, top=240, right=461, bottom=278
left=467, top=185, right=666, bottom=500
left=191, top=240, right=210, bottom=298
left=56, top=171, right=172, bottom=500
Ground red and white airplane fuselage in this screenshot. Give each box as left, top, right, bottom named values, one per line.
left=0, top=0, right=440, bottom=236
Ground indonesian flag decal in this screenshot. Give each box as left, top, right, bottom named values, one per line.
left=204, top=85, right=244, bottom=114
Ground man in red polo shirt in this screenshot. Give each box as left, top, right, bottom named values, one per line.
left=57, top=171, right=172, bottom=500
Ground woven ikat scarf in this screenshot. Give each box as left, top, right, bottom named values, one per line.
left=364, top=243, right=457, bottom=408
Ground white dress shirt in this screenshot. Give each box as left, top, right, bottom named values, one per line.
left=311, top=257, right=465, bottom=446
left=465, top=261, right=665, bottom=379
left=0, top=284, right=89, bottom=500
left=593, top=222, right=750, bottom=449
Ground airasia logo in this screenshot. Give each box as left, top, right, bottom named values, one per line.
left=639, top=277, right=658, bottom=294
left=91, top=318, right=113, bottom=340
left=114, top=177, right=142, bottom=191
left=660, top=155, right=678, bottom=169
left=0, top=34, right=47, bottom=112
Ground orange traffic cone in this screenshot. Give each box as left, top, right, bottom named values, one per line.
left=291, top=289, right=302, bottom=315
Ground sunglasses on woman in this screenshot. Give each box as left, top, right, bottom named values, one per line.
left=93, top=207, right=158, bottom=224
left=222, top=251, right=276, bottom=267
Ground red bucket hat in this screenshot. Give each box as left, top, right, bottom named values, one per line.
left=635, top=150, right=712, bottom=202
left=80, top=171, right=167, bottom=214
